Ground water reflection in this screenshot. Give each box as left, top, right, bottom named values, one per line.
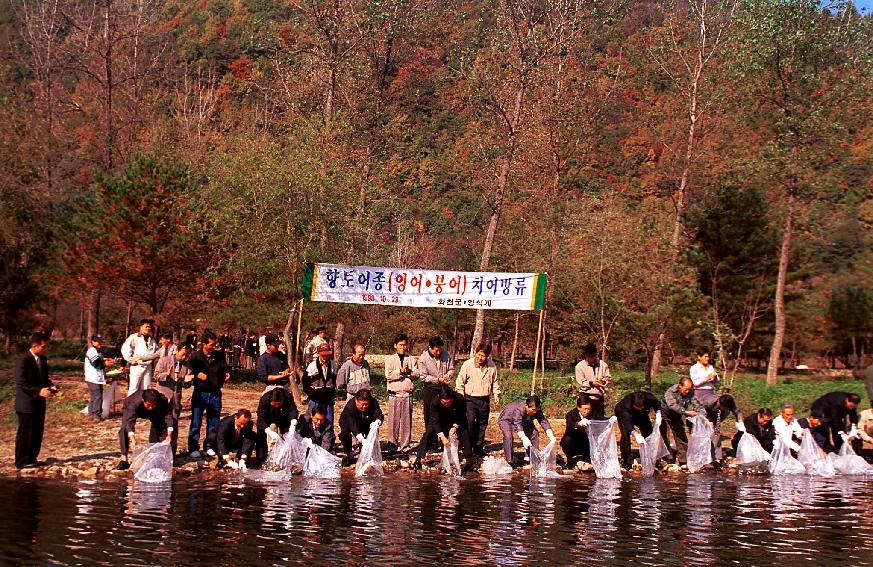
left=1, top=474, right=873, bottom=565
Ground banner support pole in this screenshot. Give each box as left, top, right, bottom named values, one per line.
left=531, top=309, right=545, bottom=395
left=294, top=298, right=304, bottom=368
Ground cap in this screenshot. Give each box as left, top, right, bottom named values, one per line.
left=317, top=343, right=333, bottom=355
left=265, top=333, right=281, bottom=346
left=90, top=334, right=104, bottom=341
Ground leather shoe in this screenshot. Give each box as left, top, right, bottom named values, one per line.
left=115, top=460, right=130, bottom=471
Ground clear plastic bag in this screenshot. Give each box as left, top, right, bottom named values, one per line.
left=303, top=443, right=342, bottom=478
left=586, top=418, right=622, bottom=479
left=440, top=435, right=461, bottom=476
left=828, top=442, right=873, bottom=475
left=639, top=427, right=670, bottom=477
left=530, top=439, right=561, bottom=478
left=355, top=421, right=384, bottom=477
left=686, top=415, right=713, bottom=473
left=769, top=436, right=806, bottom=475
left=480, top=456, right=513, bottom=476
left=735, top=433, right=771, bottom=465
left=798, top=431, right=835, bottom=477
left=130, top=442, right=173, bottom=483
left=263, top=429, right=308, bottom=471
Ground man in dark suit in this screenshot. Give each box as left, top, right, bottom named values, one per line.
left=208, top=409, right=256, bottom=469
left=115, top=388, right=175, bottom=470
left=811, top=391, right=861, bottom=451
left=14, top=332, right=56, bottom=469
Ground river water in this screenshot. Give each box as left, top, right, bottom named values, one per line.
left=2, top=473, right=872, bottom=565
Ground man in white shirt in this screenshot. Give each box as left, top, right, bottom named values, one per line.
left=304, top=327, right=328, bottom=361
left=84, top=334, right=114, bottom=421
left=772, top=402, right=804, bottom=452
left=690, top=347, right=720, bottom=410
left=575, top=344, right=611, bottom=419
left=122, top=319, right=160, bottom=396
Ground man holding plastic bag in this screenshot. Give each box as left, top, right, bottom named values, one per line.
left=614, top=390, right=663, bottom=470
left=662, top=377, right=704, bottom=465
left=339, top=389, right=384, bottom=467
left=731, top=407, right=775, bottom=455
left=498, top=395, right=555, bottom=469
left=412, top=385, right=472, bottom=471
left=561, top=395, right=594, bottom=469
left=116, top=389, right=174, bottom=471
left=297, top=406, right=335, bottom=451
left=811, top=392, right=861, bottom=452
left=256, top=387, right=298, bottom=461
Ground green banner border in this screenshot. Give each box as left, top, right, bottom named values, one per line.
left=533, top=272, right=547, bottom=311
left=301, top=262, right=316, bottom=302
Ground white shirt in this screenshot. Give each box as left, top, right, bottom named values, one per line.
left=84, top=346, right=105, bottom=385
left=259, top=335, right=267, bottom=356
left=121, top=333, right=158, bottom=382
left=773, top=414, right=803, bottom=450
left=690, top=362, right=719, bottom=390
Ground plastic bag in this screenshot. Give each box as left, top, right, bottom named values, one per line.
left=586, top=418, right=622, bottom=479
left=828, top=442, right=873, bottom=475
left=355, top=421, right=384, bottom=477
left=130, top=442, right=173, bottom=483
left=263, top=429, right=308, bottom=471
left=797, top=430, right=835, bottom=477
left=735, top=433, right=771, bottom=465
left=440, top=435, right=461, bottom=476
left=769, top=437, right=805, bottom=475
left=530, top=439, right=561, bottom=478
left=638, top=427, right=670, bottom=477
left=303, top=443, right=342, bottom=478
left=480, top=456, right=513, bottom=476
left=686, top=415, right=713, bottom=473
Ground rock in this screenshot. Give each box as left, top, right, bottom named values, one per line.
left=397, top=459, right=410, bottom=469
left=81, top=467, right=100, bottom=477
left=665, top=464, right=682, bottom=473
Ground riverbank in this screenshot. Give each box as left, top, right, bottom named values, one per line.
left=0, top=359, right=865, bottom=479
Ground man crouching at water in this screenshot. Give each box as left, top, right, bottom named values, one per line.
left=209, top=409, right=256, bottom=470
left=498, top=395, right=555, bottom=468
left=662, top=377, right=703, bottom=466
left=411, top=385, right=472, bottom=471
left=338, top=389, right=383, bottom=467
left=298, top=406, right=335, bottom=451
left=116, top=388, right=174, bottom=470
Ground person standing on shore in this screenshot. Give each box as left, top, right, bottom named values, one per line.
left=303, top=343, right=338, bottom=426
left=690, top=347, right=720, bottom=412
left=257, top=333, right=291, bottom=392
left=154, top=342, right=194, bottom=455
left=384, top=333, right=418, bottom=453
left=122, top=319, right=159, bottom=396
left=304, top=327, right=328, bottom=362
left=188, top=332, right=230, bottom=459
left=337, top=344, right=371, bottom=401
left=456, top=342, right=501, bottom=456
left=574, top=344, right=611, bottom=419
left=14, top=332, right=56, bottom=469
left=84, top=334, right=114, bottom=421
left=418, top=336, right=454, bottom=444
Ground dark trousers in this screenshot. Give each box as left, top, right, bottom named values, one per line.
left=416, top=423, right=473, bottom=460
left=560, top=431, right=591, bottom=466
left=188, top=390, right=222, bottom=452
left=339, top=430, right=358, bottom=457
left=617, top=413, right=655, bottom=466
left=87, top=383, right=103, bottom=416
left=119, top=420, right=167, bottom=457
left=465, top=396, right=490, bottom=453
left=15, top=410, right=46, bottom=468
left=422, top=385, right=441, bottom=449
left=665, top=411, right=690, bottom=463
left=499, top=421, right=538, bottom=465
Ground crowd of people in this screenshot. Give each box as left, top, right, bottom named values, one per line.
left=11, top=326, right=873, bottom=475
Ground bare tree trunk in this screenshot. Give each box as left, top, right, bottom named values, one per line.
left=124, top=300, right=133, bottom=339
left=283, top=302, right=303, bottom=407
left=87, top=291, right=100, bottom=339
left=333, top=321, right=345, bottom=365
left=767, top=189, right=796, bottom=385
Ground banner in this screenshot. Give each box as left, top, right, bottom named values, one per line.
left=302, top=263, right=546, bottom=311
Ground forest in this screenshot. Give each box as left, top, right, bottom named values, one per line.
left=0, top=0, right=870, bottom=383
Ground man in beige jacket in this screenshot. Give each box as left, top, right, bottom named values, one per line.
left=456, top=343, right=501, bottom=456
left=384, top=333, right=418, bottom=452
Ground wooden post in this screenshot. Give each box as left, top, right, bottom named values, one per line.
left=294, top=299, right=304, bottom=370
left=530, top=309, right=545, bottom=395
left=509, top=313, right=520, bottom=371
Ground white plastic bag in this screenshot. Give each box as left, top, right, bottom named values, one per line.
left=769, top=437, right=805, bottom=475
left=263, top=429, right=308, bottom=471
left=828, top=442, right=873, bottom=475
left=587, top=418, right=622, bottom=479
left=440, top=435, right=461, bottom=476
left=303, top=443, right=342, bottom=478
left=735, top=433, right=771, bottom=465
left=355, top=421, right=384, bottom=477
left=639, top=427, right=670, bottom=477
left=686, top=415, right=714, bottom=473
left=798, top=430, right=835, bottom=477
left=480, top=456, right=513, bottom=476
left=130, top=442, right=173, bottom=483
left=530, top=439, right=561, bottom=478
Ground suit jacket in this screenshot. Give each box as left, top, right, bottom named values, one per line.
left=257, top=388, right=298, bottom=432
left=14, top=350, right=53, bottom=414
left=296, top=414, right=334, bottom=450
left=426, top=393, right=467, bottom=434
left=811, top=392, right=859, bottom=432
left=154, top=355, right=193, bottom=393
left=562, top=409, right=588, bottom=442
left=215, top=415, right=255, bottom=457
left=121, top=390, right=174, bottom=433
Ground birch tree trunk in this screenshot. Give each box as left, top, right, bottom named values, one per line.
left=766, top=188, right=796, bottom=385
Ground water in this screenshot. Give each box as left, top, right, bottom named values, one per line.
left=2, top=473, right=873, bottom=565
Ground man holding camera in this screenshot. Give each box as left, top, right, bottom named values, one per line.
left=14, top=332, right=57, bottom=469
